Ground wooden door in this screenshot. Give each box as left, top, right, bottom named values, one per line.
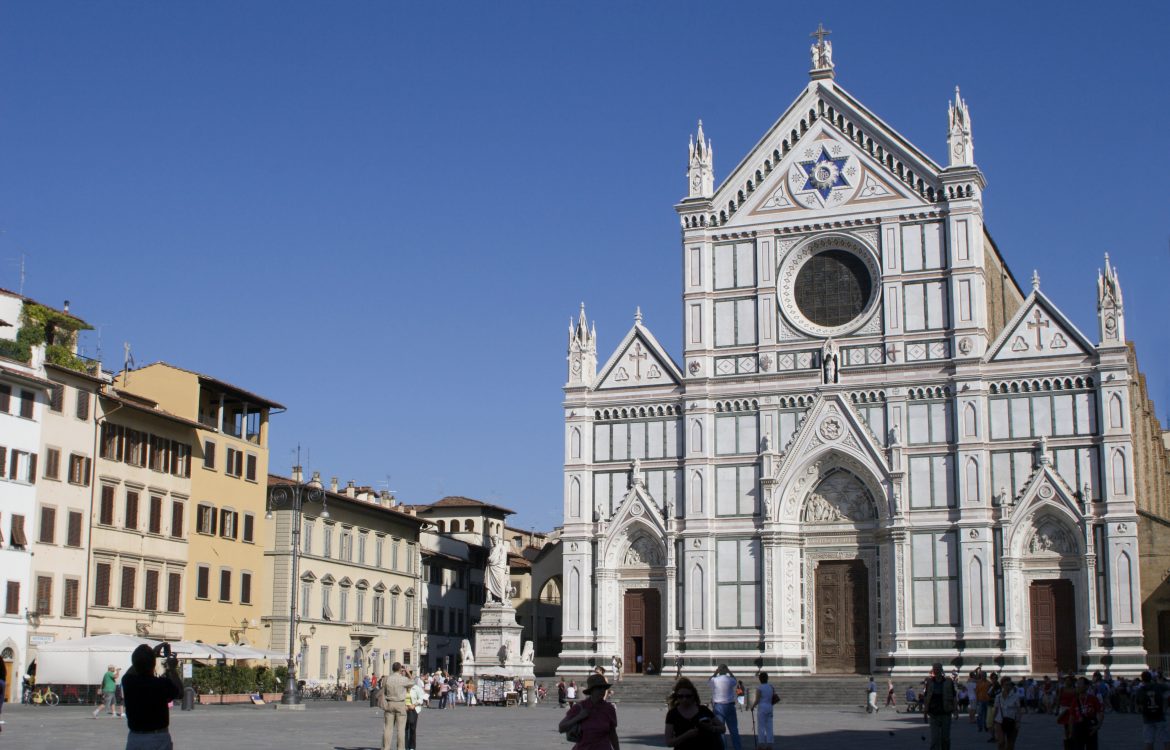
left=623, top=589, right=661, bottom=674
left=1031, top=579, right=1077, bottom=674
left=815, top=560, right=870, bottom=673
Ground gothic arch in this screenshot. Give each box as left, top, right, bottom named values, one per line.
left=799, top=468, right=878, bottom=523
left=690, top=420, right=703, bottom=453
left=1108, top=394, right=1124, bottom=429
left=776, top=449, right=889, bottom=524
left=965, top=457, right=981, bottom=504
left=570, top=428, right=582, bottom=459
left=968, top=556, right=986, bottom=627
left=963, top=402, right=978, bottom=437
left=689, top=471, right=704, bottom=513
left=570, top=477, right=582, bottom=518
left=1010, top=510, right=1083, bottom=559
left=603, top=521, right=665, bottom=568
left=1116, top=551, right=1134, bottom=624
left=1111, top=450, right=1128, bottom=495
left=689, top=563, right=705, bottom=629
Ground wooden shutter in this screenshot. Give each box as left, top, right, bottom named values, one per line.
left=35, top=575, right=52, bottom=615
left=67, top=511, right=83, bottom=547
left=203, top=440, right=215, bottom=469
left=76, top=390, right=90, bottom=420
left=197, top=566, right=209, bottom=599
left=95, top=562, right=111, bottom=606
left=27, top=388, right=42, bottom=417
left=0, top=384, right=10, bottom=412
left=4, top=581, right=19, bottom=614
left=167, top=572, right=181, bottom=612
left=120, top=566, right=136, bottom=608
left=45, top=448, right=60, bottom=479
left=219, top=569, right=231, bottom=602
left=27, top=453, right=36, bottom=483
left=0, top=448, right=6, bottom=478
left=64, top=578, right=80, bottom=617
left=144, top=569, right=160, bottom=611
left=241, top=572, right=252, bottom=605
left=125, top=491, right=138, bottom=530
left=11, top=514, right=28, bottom=547
left=233, top=511, right=240, bottom=540
left=149, top=496, right=162, bottom=534
left=171, top=501, right=184, bottom=538
left=47, top=385, right=62, bottom=413
left=243, top=513, right=254, bottom=543
left=39, top=506, right=55, bottom=544
left=100, top=485, right=115, bottom=525
left=246, top=454, right=257, bottom=481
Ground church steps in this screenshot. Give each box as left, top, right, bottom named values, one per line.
left=555, top=675, right=927, bottom=706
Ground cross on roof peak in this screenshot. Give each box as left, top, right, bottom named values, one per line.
left=811, top=22, right=831, bottom=45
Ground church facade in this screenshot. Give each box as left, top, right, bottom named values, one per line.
left=559, top=36, right=1147, bottom=676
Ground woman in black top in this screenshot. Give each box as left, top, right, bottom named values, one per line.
left=665, top=677, right=725, bottom=750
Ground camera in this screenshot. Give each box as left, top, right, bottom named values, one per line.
left=154, top=642, right=179, bottom=672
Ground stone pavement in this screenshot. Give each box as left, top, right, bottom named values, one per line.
left=0, top=701, right=1147, bottom=748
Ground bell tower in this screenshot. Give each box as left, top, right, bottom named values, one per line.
left=566, top=303, right=597, bottom=387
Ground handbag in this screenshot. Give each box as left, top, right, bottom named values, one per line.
left=565, top=722, right=582, bottom=742
left=770, top=691, right=780, bottom=706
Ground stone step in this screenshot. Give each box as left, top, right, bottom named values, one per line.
left=551, top=675, right=926, bottom=706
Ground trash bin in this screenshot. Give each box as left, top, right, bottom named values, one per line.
left=182, top=687, right=196, bottom=711
left=369, top=690, right=378, bottom=707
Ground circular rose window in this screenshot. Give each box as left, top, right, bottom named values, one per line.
left=777, top=234, right=880, bottom=337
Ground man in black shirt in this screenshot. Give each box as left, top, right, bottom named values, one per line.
left=122, top=644, right=182, bottom=749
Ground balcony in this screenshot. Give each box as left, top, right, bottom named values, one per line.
left=350, top=623, right=378, bottom=639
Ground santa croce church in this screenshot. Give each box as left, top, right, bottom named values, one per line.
left=559, top=32, right=1170, bottom=678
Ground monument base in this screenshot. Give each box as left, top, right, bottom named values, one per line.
left=465, top=601, right=534, bottom=682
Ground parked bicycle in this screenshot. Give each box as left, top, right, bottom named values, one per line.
left=31, top=686, right=60, bottom=706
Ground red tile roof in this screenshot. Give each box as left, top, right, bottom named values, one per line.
left=421, top=495, right=516, bottom=516
left=267, top=474, right=426, bottom=527
left=132, top=362, right=285, bottom=410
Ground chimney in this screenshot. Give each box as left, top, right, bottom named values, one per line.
left=63, top=300, right=70, bottom=313
left=345, top=480, right=356, bottom=498
left=291, top=465, right=304, bottom=483
left=379, top=490, right=390, bottom=507
left=330, top=476, right=339, bottom=493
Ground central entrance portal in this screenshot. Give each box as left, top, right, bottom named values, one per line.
left=623, top=588, right=661, bottom=674
left=815, top=560, right=870, bottom=674
left=1030, top=579, right=1077, bottom=674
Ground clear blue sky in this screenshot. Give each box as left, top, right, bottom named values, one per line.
left=2, top=2, right=1167, bottom=533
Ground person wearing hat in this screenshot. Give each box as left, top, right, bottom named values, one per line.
left=558, top=673, right=619, bottom=749
left=93, top=664, right=118, bottom=718
left=122, top=644, right=182, bottom=749
left=922, top=662, right=956, bottom=750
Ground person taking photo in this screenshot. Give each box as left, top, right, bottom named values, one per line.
left=122, top=643, right=182, bottom=749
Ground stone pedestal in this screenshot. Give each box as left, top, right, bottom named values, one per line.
left=466, top=601, right=534, bottom=680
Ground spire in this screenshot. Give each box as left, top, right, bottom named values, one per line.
left=634, top=306, right=643, bottom=325
left=809, top=23, right=835, bottom=80
left=687, top=119, right=714, bottom=199
left=947, top=86, right=974, bottom=167
left=1097, top=253, right=1126, bottom=345
left=567, top=302, right=598, bottom=387
left=1031, top=269, right=1041, bottom=292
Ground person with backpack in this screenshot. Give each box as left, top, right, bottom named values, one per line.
left=992, top=675, right=1021, bottom=750
left=1135, top=670, right=1169, bottom=750
left=923, top=662, right=956, bottom=750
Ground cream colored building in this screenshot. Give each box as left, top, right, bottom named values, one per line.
left=268, top=473, right=424, bottom=686
left=87, top=388, right=198, bottom=640
left=115, top=363, right=280, bottom=647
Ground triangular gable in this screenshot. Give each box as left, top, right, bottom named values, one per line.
left=771, top=393, right=890, bottom=493
left=987, top=290, right=1094, bottom=362
left=715, top=80, right=942, bottom=227
left=1006, top=462, right=1085, bottom=554
left=601, top=474, right=668, bottom=566
left=595, top=323, right=683, bottom=390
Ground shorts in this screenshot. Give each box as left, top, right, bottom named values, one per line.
left=1143, top=721, right=1170, bottom=745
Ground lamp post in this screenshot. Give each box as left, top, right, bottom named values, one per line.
left=268, top=469, right=328, bottom=706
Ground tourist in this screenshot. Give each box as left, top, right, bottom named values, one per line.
left=381, top=662, right=414, bottom=750
left=0, top=667, right=6, bottom=733
left=967, top=671, right=978, bottom=722
left=466, top=677, right=477, bottom=707
left=122, top=644, right=182, bottom=750
left=709, top=665, right=742, bottom=750
left=567, top=680, right=578, bottom=705
left=1069, top=676, right=1104, bottom=750
left=904, top=684, right=919, bottom=713
left=923, top=662, right=956, bottom=750
left=735, top=680, right=746, bottom=711
left=558, top=673, right=619, bottom=750
left=675, top=655, right=684, bottom=679
left=612, top=655, right=622, bottom=682
left=752, top=673, right=776, bottom=750
left=438, top=678, right=449, bottom=709
left=405, top=672, right=425, bottom=750
left=558, top=678, right=567, bottom=707
left=993, top=675, right=1021, bottom=750
left=93, top=663, right=118, bottom=718
left=665, top=677, right=724, bottom=749
left=1056, top=674, right=1078, bottom=745
left=1135, top=670, right=1168, bottom=750
left=114, top=667, right=125, bottom=718
left=866, top=675, right=878, bottom=714
left=885, top=675, right=896, bottom=709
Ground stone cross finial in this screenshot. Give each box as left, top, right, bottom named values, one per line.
left=809, top=23, right=834, bottom=73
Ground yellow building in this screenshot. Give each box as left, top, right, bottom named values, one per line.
left=115, top=363, right=282, bottom=647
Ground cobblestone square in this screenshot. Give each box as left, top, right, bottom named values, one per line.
left=0, top=701, right=1147, bottom=749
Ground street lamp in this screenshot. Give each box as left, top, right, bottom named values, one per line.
left=268, top=469, right=328, bottom=705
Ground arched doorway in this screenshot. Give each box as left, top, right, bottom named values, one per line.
left=1020, top=515, right=1081, bottom=674
left=1, top=646, right=15, bottom=704
left=616, top=531, right=666, bottom=676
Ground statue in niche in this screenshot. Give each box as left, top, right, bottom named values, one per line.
left=1028, top=521, right=1075, bottom=555
left=624, top=535, right=663, bottom=566
left=822, top=339, right=840, bottom=384
left=801, top=470, right=877, bottom=523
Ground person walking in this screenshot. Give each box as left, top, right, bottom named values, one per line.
left=558, top=673, right=619, bottom=750
left=866, top=675, right=878, bottom=714
left=1135, top=670, right=1169, bottom=750
left=992, top=675, right=1021, bottom=750
left=708, top=664, right=742, bottom=750
left=885, top=676, right=896, bottom=709
left=558, top=678, right=567, bottom=707
left=974, top=672, right=992, bottom=732
left=381, top=662, right=413, bottom=750
left=1069, top=676, right=1104, bottom=750
left=466, top=677, right=476, bottom=708
left=923, top=662, right=956, bottom=750
left=665, top=677, right=724, bottom=749
left=735, top=680, right=746, bottom=712
left=567, top=680, right=578, bottom=706
left=405, top=673, right=425, bottom=750
left=93, top=664, right=118, bottom=718
left=752, top=673, right=776, bottom=750
left=122, top=644, right=182, bottom=750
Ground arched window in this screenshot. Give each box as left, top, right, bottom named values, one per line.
left=464, top=520, right=474, bottom=532
left=435, top=520, right=445, bottom=533
left=570, top=477, right=582, bottom=518
left=570, top=428, right=581, bottom=459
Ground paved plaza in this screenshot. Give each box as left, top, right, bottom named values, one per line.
left=0, top=700, right=1150, bottom=749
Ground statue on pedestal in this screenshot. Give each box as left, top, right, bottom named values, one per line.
left=486, top=531, right=511, bottom=605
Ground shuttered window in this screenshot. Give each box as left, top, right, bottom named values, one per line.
left=76, top=390, right=90, bottom=420
left=67, top=511, right=83, bottom=547
left=11, top=514, right=28, bottom=547
left=37, top=387, right=54, bottom=415
left=68, top=454, right=90, bottom=485
left=241, top=572, right=252, bottom=605
left=0, top=384, right=9, bottom=412
left=99, top=486, right=115, bottom=525
left=148, top=496, right=163, bottom=535
left=219, top=569, right=232, bottom=602
left=242, top=513, right=254, bottom=543
left=171, top=501, right=184, bottom=538
left=124, top=491, right=139, bottom=530
left=94, top=562, right=112, bottom=606
left=245, top=454, right=257, bottom=481
left=196, top=504, right=216, bottom=535
left=64, top=578, right=80, bottom=617
left=39, top=506, right=56, bottom=544
left=167, top=572, right=182, bottom=613
left=144, top=569, right=160, bottom=611
left=5, top=581, right=19, bottom=615
left=203, top=440, right=216, bottom=470
left=35, top=575, right=52, bottom=615
left=196, top=566, right=210, bottom=599
left=120, top=566, right=136, bottom=608
left=44, top=448, right=60, bottom=480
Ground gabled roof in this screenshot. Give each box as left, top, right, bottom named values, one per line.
left=985, top=286, right=1095, bottom=362
left=594, top=317, right=683, bottom=391
left=415, top=495, right=515, bottom=516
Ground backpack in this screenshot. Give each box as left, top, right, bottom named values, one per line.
left=1141, top=686, right=1165, bottom=723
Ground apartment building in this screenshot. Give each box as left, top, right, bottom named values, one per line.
left=115, top=363, right=280, bottom=647
left=267, top=473, right=424, bottom=686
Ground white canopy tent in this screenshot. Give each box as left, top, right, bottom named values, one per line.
left=35, top=634, right=157, bottom=685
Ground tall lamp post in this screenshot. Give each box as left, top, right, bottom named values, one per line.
left=268, top=469, right=328, bottom=706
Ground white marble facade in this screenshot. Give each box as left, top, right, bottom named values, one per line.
left=559, top=38, right=1145, bottom=677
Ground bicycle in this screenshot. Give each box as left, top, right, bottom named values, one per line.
left=31, top=686, right=60, bottom=706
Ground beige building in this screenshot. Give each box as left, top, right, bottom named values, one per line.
left=28, top=362, right=105, bottom=656
left=268, top=473, right=424, bottom=687
left=87, top=387, right=199, bottom=640
left=115, top=363, right=280, bottom=647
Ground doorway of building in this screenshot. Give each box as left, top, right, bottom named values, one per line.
left=814, top=559, right=870, bottom=674
left=1030, top=579, right=1077, bottom=674
left=623, top=588, right=661, bottom=674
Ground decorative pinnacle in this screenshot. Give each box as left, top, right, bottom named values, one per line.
left=1031, top=270, right=1041, bottom=291
left=634, top=306, right=643, bottom=325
